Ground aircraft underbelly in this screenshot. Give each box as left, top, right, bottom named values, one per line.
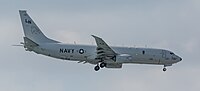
left=128, top=57, right=159, bottom=65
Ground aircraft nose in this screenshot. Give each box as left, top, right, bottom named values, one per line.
left=174, top=57, right=182, bottom=63
left=180, top=58, right=182, bottom=61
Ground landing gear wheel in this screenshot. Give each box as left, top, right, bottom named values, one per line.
left=100, top=62, right=106, bottom=68
left=94, top=65, right=100, bottom=71
left=163, top=68, right=167, bottom=72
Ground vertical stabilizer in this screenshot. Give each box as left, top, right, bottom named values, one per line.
left=19, top=10, right=59, bottom=44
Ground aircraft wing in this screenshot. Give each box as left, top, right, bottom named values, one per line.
left=92, top=35, right=117, bottom=61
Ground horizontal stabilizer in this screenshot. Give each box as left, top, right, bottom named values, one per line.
left=24, top=37, right=39, bottom=48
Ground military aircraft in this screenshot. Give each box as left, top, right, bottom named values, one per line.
left=19, top=10, right=182, bottom=71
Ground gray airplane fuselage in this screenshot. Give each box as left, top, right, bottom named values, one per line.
left=19, top=10, right=182, bottom=71
left=33, top=43, right=181, bottom=66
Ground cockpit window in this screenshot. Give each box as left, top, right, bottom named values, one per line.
left=170, top=52, right=174, bottom=55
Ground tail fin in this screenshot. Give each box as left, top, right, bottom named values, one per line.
left=19, top=10, right=59, bottom=44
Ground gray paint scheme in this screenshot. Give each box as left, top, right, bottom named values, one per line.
left=19, top=10, right=182, bottom=71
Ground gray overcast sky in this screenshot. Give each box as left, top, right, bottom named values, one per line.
left=0, top=0, right=200, bottom=91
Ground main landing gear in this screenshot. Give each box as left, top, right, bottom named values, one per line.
left=94, top=65, right=100, bottom=71
left=94, top=62, right=106, bottom=71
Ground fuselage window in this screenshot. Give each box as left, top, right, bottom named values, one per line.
left=142, top=51, right=145, bottom=54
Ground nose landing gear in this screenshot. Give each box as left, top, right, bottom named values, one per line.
left=163, top=67, right=167, bottom=71
left=162, top=64, right=171, bottom=72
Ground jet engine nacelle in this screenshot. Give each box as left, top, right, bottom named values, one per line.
left=105, top=63, right=122, bottom=68
left=115, top=54, right=132, bottom=63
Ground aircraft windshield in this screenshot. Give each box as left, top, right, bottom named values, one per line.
left=170, top=52, right=174, bottom=55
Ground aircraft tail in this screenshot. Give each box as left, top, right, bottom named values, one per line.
left=19, top=10, right=59, bottom=44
